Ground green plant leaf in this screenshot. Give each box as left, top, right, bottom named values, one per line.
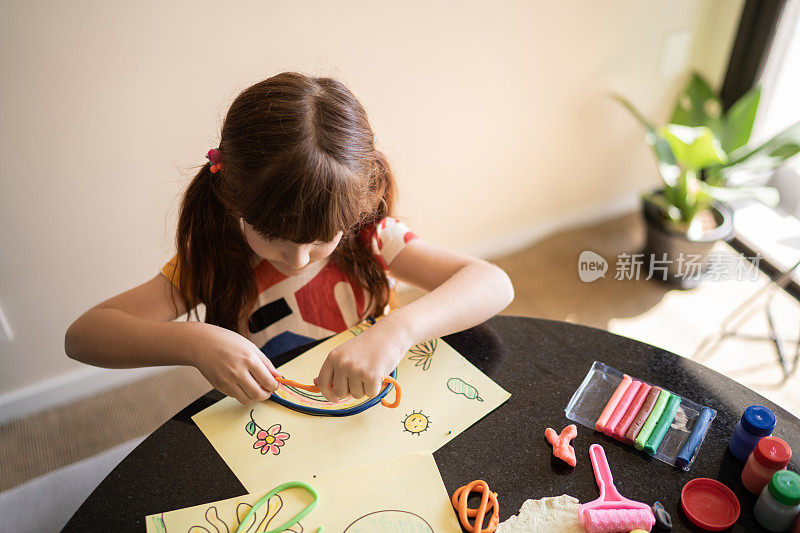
left=659, top=124, right=728, bottom=171
left=703, top=165, right=727, bottom=187
left=719, top=149, right=800, bottom=186
left=611, top=93, right=656, bottom=130
left=612, top=93, right=680, bottom=185
left=702, top=183, right=780, bottom=206
left=661, top=167, right=710, bottom=224
left=770, top=143, right=800, bottom=159
left=720, top=86, right=760, bottom=153
left=245, top=420, right=257, bottom=435
left=728, top=120, right=800, bottom=165
left=670, top=72, right=723, bottom=132
left=716, top=120, right=800, bottom=186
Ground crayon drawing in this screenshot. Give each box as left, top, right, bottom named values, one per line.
left=447, top=377, right=484, bottom=401
left=245, top=411, right=290, bottom=456
left=343, top=510, right=433, bottom=532
left=408, top=339, right=438, bottom=370
left=402, top=410, right=431, bottom=435
left=148, top=494, right=303, bottom=533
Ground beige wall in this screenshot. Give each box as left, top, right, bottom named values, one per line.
left=0, top=1, right=742, bottom=409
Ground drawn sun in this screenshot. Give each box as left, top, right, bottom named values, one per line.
left=402, top=410, right=431, bottom=435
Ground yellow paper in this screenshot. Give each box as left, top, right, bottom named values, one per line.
left=145, top=451, right=462, bottom=532
left=192, top=323, right=510, bottom=492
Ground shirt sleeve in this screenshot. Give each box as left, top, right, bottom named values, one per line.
left=161, top=255, right=181, bottom=290
left=359, top=217, right=418, bottom=269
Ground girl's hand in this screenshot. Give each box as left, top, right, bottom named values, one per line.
left=187, top=322, right=280, bottom=405
left=314, top=323, right=410, bottom=402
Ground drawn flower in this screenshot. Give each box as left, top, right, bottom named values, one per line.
left=408, top=339, right=438, bottom=371
left=253, top=424, right=290, bottom=455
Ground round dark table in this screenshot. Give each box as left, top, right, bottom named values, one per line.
left=64, top=316, right=800, bottom=532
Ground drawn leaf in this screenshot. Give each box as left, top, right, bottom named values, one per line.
left=447, top=377, right=483, bottom=401
left=245, top=420, right=257, bottom=435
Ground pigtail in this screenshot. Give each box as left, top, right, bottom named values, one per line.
left=372, top=150, right=396, bottom=219
left=333, top=149, right=398, bottom=318
left=174, top=162, right=256, bottom=332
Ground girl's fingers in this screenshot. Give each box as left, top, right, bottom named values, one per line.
left=316, top=359, right=336, bottom=402
left=350, top=378, right=365, bottom=399
left=233, top=384, right=253, bottom=405
left=251, top=354, right=279, bottom=392
left=257, top=351, right=281, bottom=378
left=331, top=370, right=349, bottom=400
left=249, top=371, right=274, bottom=398
left=240, top=376, right=270, bottom=402
left=365, top=378, right=382, bottom=397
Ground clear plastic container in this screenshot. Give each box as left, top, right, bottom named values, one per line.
left=564, top=361, right=716, bottom=471
left=741, top=436, right=792, bottom=494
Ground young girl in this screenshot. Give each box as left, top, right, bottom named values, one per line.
left=65, top=72, right=514, bottom=405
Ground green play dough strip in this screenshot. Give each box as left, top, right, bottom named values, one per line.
left=634, top=390, right=670, bottom=450
left=235, top=480, right=322, bottom=533
left=644, top=394, right=682, bottom=454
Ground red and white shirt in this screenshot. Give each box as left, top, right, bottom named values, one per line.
left=163, top=217, right=417, bottom=358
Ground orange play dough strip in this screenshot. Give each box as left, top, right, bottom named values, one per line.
left=274, top=375, right=401, bottom=408
left=451, top=479, right=499, bottom=533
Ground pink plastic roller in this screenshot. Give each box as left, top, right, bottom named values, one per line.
left=579, top=444, right=656, bottom=533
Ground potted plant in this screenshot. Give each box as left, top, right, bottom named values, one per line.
left=615, top=72, right=800, bottom=288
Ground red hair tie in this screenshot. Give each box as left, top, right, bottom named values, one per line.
left=206, top=148, right=222, bottom=173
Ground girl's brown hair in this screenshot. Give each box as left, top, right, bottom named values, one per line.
left=173, top=72, right=396, bottom=332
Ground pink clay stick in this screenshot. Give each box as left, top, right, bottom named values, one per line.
left=594, top=374, right=633, bottom=431
left=612, top=382, right=652, bottom=440
left=602, top=380, right=642, bottom=436
left=595, top=375, right=633, bottom=432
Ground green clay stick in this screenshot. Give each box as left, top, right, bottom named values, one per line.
left=644, top=394, right=682, bottom=455
left=634, top=390, right=670, bottom=450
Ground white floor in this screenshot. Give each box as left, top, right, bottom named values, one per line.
left=0, top=437, right=143, bottom=532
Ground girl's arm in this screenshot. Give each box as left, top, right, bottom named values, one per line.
left=378, top=238, right=514, bottom=346
left=315, top=239, right=514, bottom=401
left=65, top=274, right=279, bottom=404
left=65, top=274, right=190, bottom=368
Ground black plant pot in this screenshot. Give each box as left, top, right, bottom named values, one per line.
left=641, top=197, right=734, bottom=289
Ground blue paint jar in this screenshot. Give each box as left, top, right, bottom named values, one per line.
left=729, top=405, right=776, bottom=461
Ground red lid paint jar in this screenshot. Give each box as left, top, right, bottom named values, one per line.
left=741, top=436, right=792, bottom=494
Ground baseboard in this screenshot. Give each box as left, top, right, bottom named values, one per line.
left=458, top=192, right=640, bottom=260
left=0, top=366, right=168, bottom=425
left=0, top=193, right=638, bottom=424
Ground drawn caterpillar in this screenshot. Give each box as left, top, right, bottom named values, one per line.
left=447, top=378, right=483, bottom=401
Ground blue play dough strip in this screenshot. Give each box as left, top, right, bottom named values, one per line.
left=675, top=406, right=714, bottom=468
left=269, top=368, right=397, bottom=417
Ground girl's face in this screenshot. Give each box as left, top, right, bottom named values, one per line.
left=240, top=220, right=343, bottom=276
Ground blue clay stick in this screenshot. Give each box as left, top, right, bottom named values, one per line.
left=675, top=407, right=714, bottom=468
